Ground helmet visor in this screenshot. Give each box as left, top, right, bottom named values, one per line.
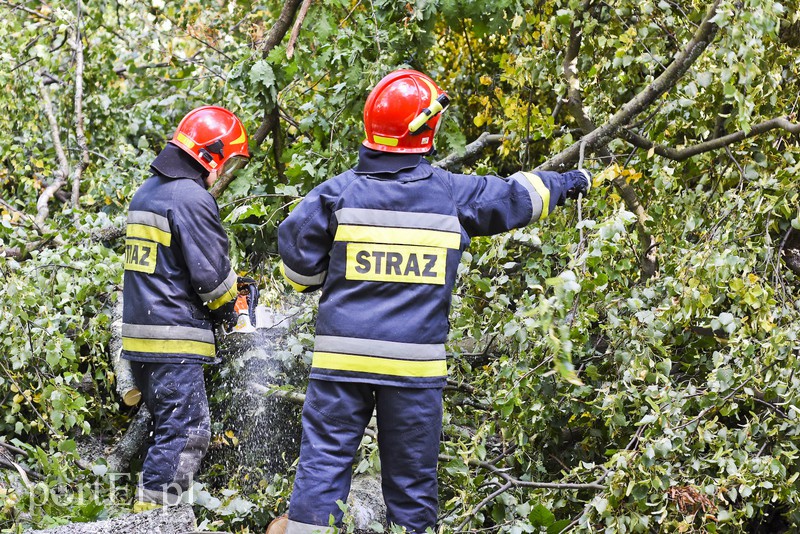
left=221, top=155, right=249, bottom=176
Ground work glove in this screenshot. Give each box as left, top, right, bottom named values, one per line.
left=563, top=169, right=591, bottom=200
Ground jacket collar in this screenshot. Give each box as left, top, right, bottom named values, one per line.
left=150, top=143, right=209, bottom=188
left=353, top=145, right=432, bottom=182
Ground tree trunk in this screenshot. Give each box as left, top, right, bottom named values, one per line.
left=781, top=228, right=800, bottom=276
left=27, top=504, right=196, bottom=534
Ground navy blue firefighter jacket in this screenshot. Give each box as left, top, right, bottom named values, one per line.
left=278, top=146, right=577, bottom=388
left=121, top=144, right=238, bottom=364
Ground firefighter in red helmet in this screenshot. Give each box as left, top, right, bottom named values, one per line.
left=274, top=70, right=590, bottom=533
left=122, top=106, right=254, bottom=511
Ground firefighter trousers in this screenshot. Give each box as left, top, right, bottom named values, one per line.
left=130, top=361, right=211, bottom=504
left=287, top=379, right=443, bottom=533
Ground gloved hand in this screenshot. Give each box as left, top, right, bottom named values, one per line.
left=563, top=169, right=591, bottom=200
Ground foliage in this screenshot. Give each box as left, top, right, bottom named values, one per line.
left=2, top=0, right=800, bottom=532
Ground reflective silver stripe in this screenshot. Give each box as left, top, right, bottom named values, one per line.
left=335, top=207, right=461, bottom=233
left=122, top=323, right=215, bottom=343
left=137, top=486, right=181, bottom=506
left=127, top=210, right=170, bottom=232
left=510, top=171, right=545, bottom=223
left=286, top=519, right=337, bottom=534
left=283, top=262, right=327, bottom=286
left=315, top=335, right=446, bottom=361
left=198, top=268, right=237, bottom=303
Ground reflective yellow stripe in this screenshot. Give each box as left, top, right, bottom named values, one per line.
left=280, top=262, right=310, bottom=292
left=127, top=223, right=171, bottom=246
left=176, top=132, right=195, bottom=149
left=335, top=225, right=460, bottom=249
left=122, top=337, right=215, bottom=357
left=206, top=283, right=237, bottom=311
left=420, top=78, right=438, bottom=106
left=520, top=172, right=551, bottom=219
left=372, top=134, right=399, bottom=147
left=230, top=126, right=246, bottom=147
left=313, top=352, right=447, bottom=378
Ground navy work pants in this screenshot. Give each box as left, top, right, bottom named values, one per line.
left=287, top=379, right=443, bottom=533
left=130, top=361, right=211, bottom=504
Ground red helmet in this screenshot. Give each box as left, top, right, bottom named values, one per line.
left=170, top=106, right=250, bottom=172
left=363, top=70, right=450, bottom=154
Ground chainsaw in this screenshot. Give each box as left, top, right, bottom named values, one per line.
left=230, top=277, right=260, bottom=334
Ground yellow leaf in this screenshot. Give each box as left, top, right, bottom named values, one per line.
left=473, top=114, right=486, bottom=127
left=479, top=75, right=492, bottom=86
left=593, top=163, right=619, bottom=187
left=511, top=14, right=523, bottom=29
left=625, top=171, right=642, bottom=184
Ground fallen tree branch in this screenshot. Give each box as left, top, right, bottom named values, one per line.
left=260, top=0, right=305, bottom=54
left=91, top=224, right=126, bottom=243
left=70, top=1, right=90, bottom=210
left=0, top=0, right=53, bottom=21
left=37, top=81, right=69, bottom=227
left=210, top=0, right=305, bottom=198
left=559, top=0, right=658, bottom=279
left=0, top=450, right=44, bottom=482
left=621, top=116, right=800, bottom=161
left=433, top=132, right=504, bottom=172
left=26, top=504, right=196, bottom=534
left=106, top=406, right=151, bottom=474
left=286, top=0, right=312, bottom=59
left=540, top=0, right=723, bottom=171
left=439, top=453, right=606, bottom=491
left=0, top=441, right=25, bottom=456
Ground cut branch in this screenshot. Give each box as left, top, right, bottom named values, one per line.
left=540, top=0, right=723, bottom=171
left=621, top=116, right=800, bottom=161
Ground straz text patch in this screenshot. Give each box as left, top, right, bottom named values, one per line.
left=124, top=238, right=158, bottom=274
left=346, top=243, right=446, bottom=284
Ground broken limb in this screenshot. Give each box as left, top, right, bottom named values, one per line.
left=557, top=0, right=658, bottom=279
left=210, top=0, right=306, bottom=198
left=433, top=132, right=504, bottom=172
left=620, top=116, right=800, bottom=161
left=540, top=0, right=724, bottom=172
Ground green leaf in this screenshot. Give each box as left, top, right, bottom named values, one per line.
left=250, top=60, right=276, bottom=90
left=529, top=503, right=555, bottom=527
left=548, top=519, right=572, bottom=534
